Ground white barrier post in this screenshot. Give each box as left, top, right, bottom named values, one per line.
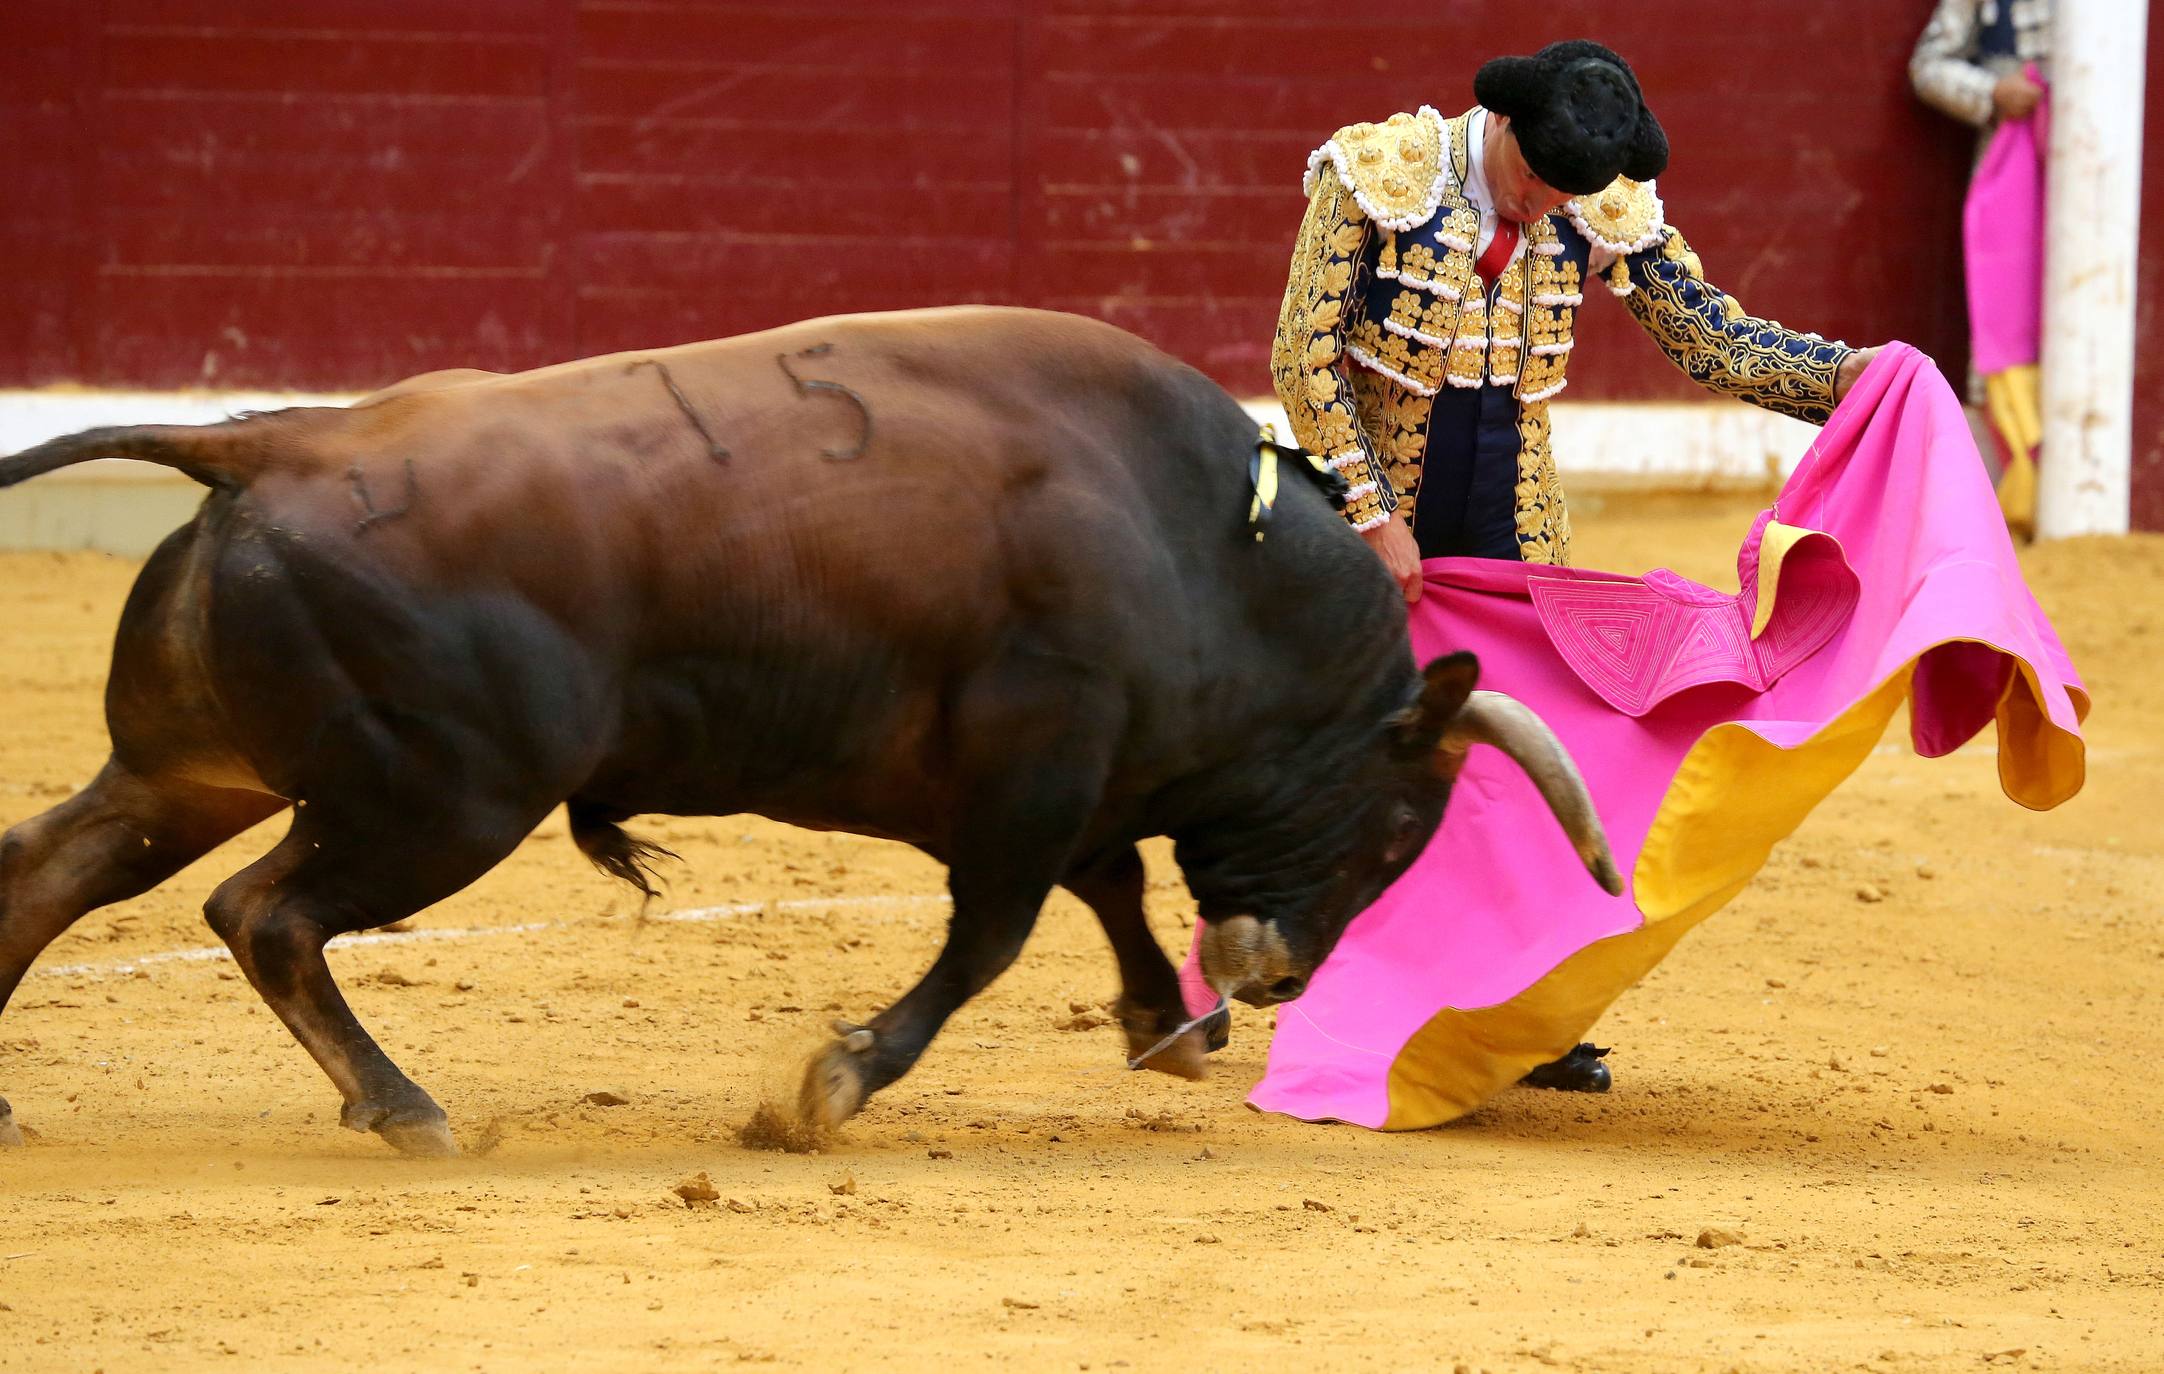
left=2038, top=0, right=2147, bottom=538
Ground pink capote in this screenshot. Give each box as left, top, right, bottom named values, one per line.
left=1179, top=344, right=2086, bottom=1128
left=1964, top=70, right=2048, bottom=376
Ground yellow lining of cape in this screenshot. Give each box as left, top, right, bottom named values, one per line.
left=1984, top=365, right=2040, bottom=537
left=1750, top=521, right=1836, bottom=641
left=1377, top=641, right=2084, bottom=1130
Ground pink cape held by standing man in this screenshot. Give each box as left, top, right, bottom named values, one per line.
left=1182, top=344, right=2085, bottom=1128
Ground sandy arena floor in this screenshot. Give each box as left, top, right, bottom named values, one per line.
left=1, top=494, right=2159, bottom=1372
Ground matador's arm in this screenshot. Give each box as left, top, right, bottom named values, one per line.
left=1909, top=0, right=1998, bottom=128
left=1599, top=228, right=1853, bottom=425
left=1270, top=169, right=1396, bottom=531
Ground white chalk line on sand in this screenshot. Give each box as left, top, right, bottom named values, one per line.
left=30, top=892, right=953, bottom=982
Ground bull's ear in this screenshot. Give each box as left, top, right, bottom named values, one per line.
left=1391, top=651, right=1479, bottom=754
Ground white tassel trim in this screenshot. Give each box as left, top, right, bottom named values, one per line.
left=1302, top=106, right=1453, bottom=233
left=1531, top=240, right=1565, bottom=256
left=1521, top=378, right=1569, bottom=402
left=1381, top=317, right=1450, bottom=349
left=1350, top=509, right=1393, bottom=532
left=1605, top=277, right=1636, bottom=298
left=1494, top=296, right=1524, bottom=316
left=1444, top=371, right=1484, bottom=390
left=1448, top=335, right=1489, bottom=353
left=1342, top=480, right=1380, bottom=504
left=1562, top=178, right=1667, bottom=255
left=1533, top=292, right=1584, bottom=307
left=1529, top=340, right=1574, bottom=356
left=1326, top=449, right=1369, bottom=472
left=1488, top=371, right=1520, bottom=386
left=1374, top=266, right=1461, bottom=302
left=1346, top=343, right=1439, bottom=397
left=1438, top=234, right=1475, bottom=253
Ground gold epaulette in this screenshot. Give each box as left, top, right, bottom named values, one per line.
left=1303, top=106, right=1450, bottom=232
left=1565, top=176, right=1667, bottom=255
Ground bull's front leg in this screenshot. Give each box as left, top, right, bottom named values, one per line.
left=798, top=661, right=1120, bottom=1133
left=1063, top=844, right=1212, bottom=1080
left=799, top=859, right=1051, bottom=1132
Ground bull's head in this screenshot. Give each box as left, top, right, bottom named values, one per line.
left=1196, top=651, right=1623, bottom=1006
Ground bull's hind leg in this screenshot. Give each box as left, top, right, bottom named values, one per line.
left=202, top=796, right=549, bottom=1157
left=0, top=762, right=285, bottom=1146
left=800, top=663, right=1120, bottom=1132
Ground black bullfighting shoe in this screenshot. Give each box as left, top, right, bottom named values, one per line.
left=1519, top=1042, right=1613, bottom=1092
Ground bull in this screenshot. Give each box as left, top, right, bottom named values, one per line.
left=0, top=307, right=1618, bottom=1156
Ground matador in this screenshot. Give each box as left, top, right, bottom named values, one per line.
left=1273, top=40, right=1880, bottom=598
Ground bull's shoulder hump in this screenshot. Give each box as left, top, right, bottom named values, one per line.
left=350, top=368, right=506, bottom=409
left=695, top=304, right=1161, bottom=368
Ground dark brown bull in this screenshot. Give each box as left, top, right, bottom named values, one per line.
left=0, top=307, right=1617, bottom=1155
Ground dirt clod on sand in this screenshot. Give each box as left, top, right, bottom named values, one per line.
left=672, top=1172, right=720, bottom=1208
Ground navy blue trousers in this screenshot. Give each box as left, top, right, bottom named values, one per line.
left=1408, top=382, right=1524, bottom=563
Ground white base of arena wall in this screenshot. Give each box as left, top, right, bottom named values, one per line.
left=0, top=390, right=1822, bottom=556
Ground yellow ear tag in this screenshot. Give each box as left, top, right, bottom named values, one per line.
left=1248, top=445, right=1281, bottom=539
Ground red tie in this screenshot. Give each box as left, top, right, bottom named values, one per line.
left=1475, top=218, right=1520, bottom=288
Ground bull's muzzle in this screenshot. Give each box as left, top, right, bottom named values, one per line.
left=1198, top=915, right=1308, bottom=1007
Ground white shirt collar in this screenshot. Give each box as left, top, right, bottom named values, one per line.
left=1462, top=107, right=1494, bottom=215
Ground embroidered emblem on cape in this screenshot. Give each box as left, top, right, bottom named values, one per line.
left=1566, top=175, right=1666, bottom=255
left=1527, top=513, right=1858, bottom=716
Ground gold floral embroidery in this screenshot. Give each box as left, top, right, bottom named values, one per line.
left=1512, top=401, right=1572, bottom=566
left=1565, top=175, right=1666, bottom=254
left=1380, top=208, right=1479, bottom=301
left=1445, top=294, right=1488, bottom=389
left=1489, top=269, right=1524, bottom=383
left=1519, top=242, right=1579, bottom=401
left=1348, top=367, right=1436, bottom=510
left=1414, top=292, right=1460, bottom=342
left=1309, top=107, right=1451, bottom=232
left=1621, top=230, right=1850, bottom=423
left=1349, top=316, right=1447, bottom=395
left=1270, top=166, right=1395, bottom=527
left=1386, top=288, right=1431, bottom=338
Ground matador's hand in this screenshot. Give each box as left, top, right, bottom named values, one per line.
left=1834, top=346, right=1883, bottom=405
left=1993, top=70, right=2043, bottom=122
left=1360, top=512, right=1422, bottom=605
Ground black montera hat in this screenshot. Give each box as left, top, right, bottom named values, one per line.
left=1473, top=40, right=1670, bottom=195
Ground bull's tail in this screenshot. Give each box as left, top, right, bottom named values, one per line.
left=0, top=416, right=310, bottom=493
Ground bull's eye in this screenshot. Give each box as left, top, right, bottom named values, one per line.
left=1382, top=805, right=1422, bottom=864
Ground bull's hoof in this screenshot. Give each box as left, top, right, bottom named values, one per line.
left=342, top=1099, right=460, bottom=1158
left=1520, top=1043, right=1613, bottom=1094
left=1116, top=1000, right=1210, bottom=1081
left=799, top=1041, right=869, bottom=1132
left=1201, top=1003, right=1231, bottom=1054
left=0, top=1098, right=24, bottom=1150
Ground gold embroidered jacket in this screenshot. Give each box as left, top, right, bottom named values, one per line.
left=1271, top=106, right=1852, bottom=565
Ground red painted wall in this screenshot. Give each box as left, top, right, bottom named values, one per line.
left=0, top=1, right=1984, bottom=417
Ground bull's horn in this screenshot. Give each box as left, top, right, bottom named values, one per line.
left=1441, top=691, right=1625, bottom=896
